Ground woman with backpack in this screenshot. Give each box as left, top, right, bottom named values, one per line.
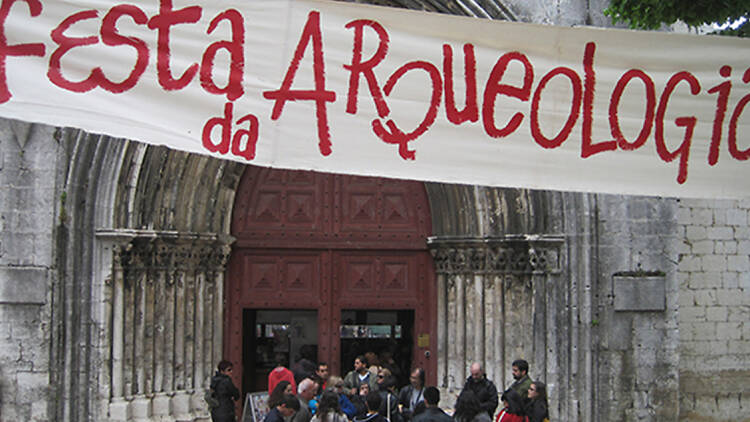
left=210, top=360, right=240, bottom=422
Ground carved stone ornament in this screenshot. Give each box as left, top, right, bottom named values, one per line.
left=115, top=230, right=234, bottom=289
left=427, top=235, right=563, bottom=275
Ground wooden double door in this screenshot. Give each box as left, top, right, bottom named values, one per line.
left=226, top=166, right=436, bottom=394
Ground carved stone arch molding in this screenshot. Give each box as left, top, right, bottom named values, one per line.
left=425, top=185, right=600, bottom=421
left=55, top=129, right=245, bottom=422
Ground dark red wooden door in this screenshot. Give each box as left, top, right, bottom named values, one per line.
left=227, top=166, right=435, bottom=390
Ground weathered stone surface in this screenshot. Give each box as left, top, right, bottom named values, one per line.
left=0, top=267, right=47, bottom=304
left=613, top=276, right=666, bottom=312
left=1, top=3, right=749, bottom=422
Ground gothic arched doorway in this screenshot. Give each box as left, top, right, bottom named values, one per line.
left=226, top=166, right=436, bottom=396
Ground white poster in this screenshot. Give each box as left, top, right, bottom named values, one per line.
left=1, top=0, right=749, bottom=198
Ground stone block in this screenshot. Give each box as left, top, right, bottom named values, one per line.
left=707, top=226, right=734, bottom=240
left=738, top=240, right=750, bottom=254
left=678, top=255, right=701, bottom=272
left=727, top=255, right=749, bottom=271
left=608, top=315, right=632, bottom=350
left=152, top=393, right=171, bottom=416
left=691, top=240, right=714, bottom=254
left=740, top=272, right=750, bottom=290
left=717, top=289, right=744, bottom=306
left=0, top=267, right=48, bottom=304
left=130, top=396, right=151, bottom=420
left=16, top=371, right=49, bottom=403
left=685, top=226, right=707, bottom=241
left=693, top=289, right=717, bottom=306
left=726, top=208, right=748, bottom=226
left=676, top=206, right=691, bottom=222
left=713, top=209, right=728, bottom=225
left=713, top=199, right=737, bottom=209
left=723, top=272, right=739, bottom=289
left=735, top=226, right=750, bottom=240
left=690, top=272, right=722, bottom=289
left=716, top=322, right=742, bottom=340
left=31, top=399, right=47, bottom=421
left=715, top=240, right=738, bottom=254
left=691, top=208, right=713, bottom=225
left=701, top=255, right=727, bottom=272
left=678, top=291, right=695, bottom=307
left=109, top=399, right=130, bottom=421
left=705, top=306, right=728, bottom=322
left=679, top=306, right=705, bottom=322
left=728, top=307, right=749, bottom=322
left=613, top=276, right=665, bottom=312
left=727, top=340, right=750, bottom=354
left=692, top=322, right=717, bottom=339
left=680, top=199, right=711, bottom=209
left=172, top=392, right=191, bottom=420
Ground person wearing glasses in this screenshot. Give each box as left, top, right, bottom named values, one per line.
left=525, top=382, right=549, bottom=422
left=210, top=360, right=240, bottom=422
left=376, top=369, right=402, bottom=422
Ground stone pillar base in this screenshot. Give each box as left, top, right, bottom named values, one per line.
left=109, top=398, right=130, bottom=421
left=172, top=392, right=192, bottom=421
left=131, top=396, right=152, bottom=422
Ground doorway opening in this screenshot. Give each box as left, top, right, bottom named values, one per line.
left=339, top=310, right=414, bottom=387
left=242, top=309, right=318, bottom=394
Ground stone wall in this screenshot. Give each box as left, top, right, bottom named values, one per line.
left=0, top=120, right=60, bottom=421
left=594, top=195, right=681, bottom=421
left=677, top=199, right=750, bottom=422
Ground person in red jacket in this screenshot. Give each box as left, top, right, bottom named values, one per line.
left=495, top=389, right=527, bottom=422
left=269, top=353, right=297, bottom=394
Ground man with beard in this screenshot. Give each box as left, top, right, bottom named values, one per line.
left=461, top=363, right=498, bottom=418
left=505, top=359, right=533, bottom=407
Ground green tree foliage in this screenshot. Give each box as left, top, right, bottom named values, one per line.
left=604, top=0, right=749, bottom=36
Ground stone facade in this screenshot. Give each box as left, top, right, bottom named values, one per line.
left=0, top=121, right=59, bottom=422
left=0, top=1, right=748, bottom=422
left=677, top=199, right=750, bottom=422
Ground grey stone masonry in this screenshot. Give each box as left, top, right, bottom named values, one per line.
left=0, top=119, right=62, bottom=421
left=677, top=199, right=750, bottom=422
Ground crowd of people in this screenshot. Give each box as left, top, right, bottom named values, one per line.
left=209, top=356, right=550, bottom=422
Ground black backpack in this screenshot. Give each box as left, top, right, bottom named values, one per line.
left=204, top=387, right=220, bottom=409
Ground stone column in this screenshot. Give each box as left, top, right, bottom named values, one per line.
left=96, top=230, right=137, bottom=421
left=106, top=231, right=233, bottom=421
left=429, top=236, right=564, bottom=409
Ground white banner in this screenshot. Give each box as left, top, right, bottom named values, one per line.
left=1, top=0, right=749, bottom=198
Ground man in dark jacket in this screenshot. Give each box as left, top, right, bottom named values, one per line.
left=264, top=394, right=300, bottom=422
left=353, top=391, right=389, bottom=422
left=461, top=363, right=498, bottom=418
left=398, top=368, right=425, bottom=421
left=210, top=360, right=241, bottom=422
left=413, top=387, right=451, bottom=422
left=505, top=359, right=533, bottom=408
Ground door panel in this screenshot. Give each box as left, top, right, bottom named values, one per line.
left=228, top=166, right=436, bottom=401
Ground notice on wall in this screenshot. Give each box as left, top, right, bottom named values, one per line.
left=1, top=0, right=749, bottom=198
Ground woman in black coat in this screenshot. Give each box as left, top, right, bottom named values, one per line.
left=525, top=381, right=549, bottom=422
left=211, top=360, right=241, bottom=422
